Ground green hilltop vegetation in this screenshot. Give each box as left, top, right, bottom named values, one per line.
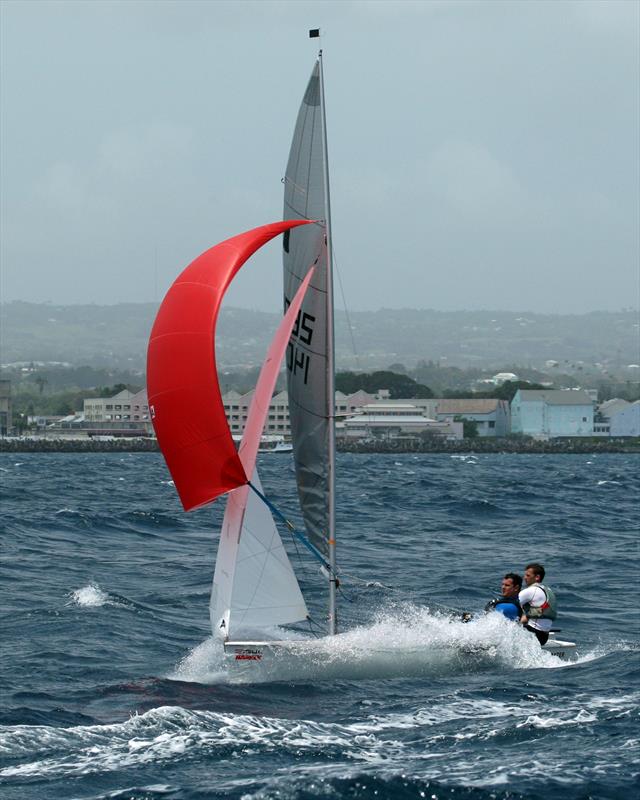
left=334, top=371, right=550, bottom=404
left=336, top=370, right=434, bottom=398
left=2, top=302, right=638, bottom=419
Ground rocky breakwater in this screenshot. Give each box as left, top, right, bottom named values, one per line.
left=0, top=437, right=159, bottom=453
left=337, top=437, right=640, bottom=454
left=1, top=436, right=638, bottom=455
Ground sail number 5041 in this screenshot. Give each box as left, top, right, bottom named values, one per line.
left=284, top=296, right=315, bottom=385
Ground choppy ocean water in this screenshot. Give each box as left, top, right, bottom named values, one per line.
left=1, top=451, right=638, bottom=800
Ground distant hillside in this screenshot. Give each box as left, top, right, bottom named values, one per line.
left=1, top=301, right=637, bottom=372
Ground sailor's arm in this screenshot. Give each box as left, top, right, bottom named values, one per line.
left=518, top=586, right=535, bottom=625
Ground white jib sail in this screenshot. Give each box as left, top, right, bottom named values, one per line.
left=209, top=265, right=315, bottom=640
left=210, top=470, right=308, bottom=639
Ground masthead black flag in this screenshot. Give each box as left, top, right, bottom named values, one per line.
left=309, top=28, right=320, bottom=38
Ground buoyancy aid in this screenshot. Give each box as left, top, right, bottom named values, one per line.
left=523, top=583, right=557, bottom=620
left=485, top=596, right=520, bottom=611
left=494, top=601, right=520, bottom=621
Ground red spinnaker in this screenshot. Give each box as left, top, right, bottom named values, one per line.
left=147, top=220, right=311, bottom=512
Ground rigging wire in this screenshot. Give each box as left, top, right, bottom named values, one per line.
left=248, top=481, right=336, bottom=576
left=332, top=243, right=362, bottom=373
left=249, top=480, right=360, bottom=607
left=286, top=512, right=321, bottom=588
left=266, top=504, right=324, bottom=640
left=305, top=614, right=324, bottom=638
left=272, top=505, right=336, bottom=638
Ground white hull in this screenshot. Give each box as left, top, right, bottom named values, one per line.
left=224, top=639, right=301, bottom=661
left=225, top=633, right=578, bottom=664
left=541, top=632, right=576, bottom=659
left=259, top=442, right=293, bottom=454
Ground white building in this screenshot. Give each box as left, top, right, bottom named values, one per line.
left=598, top=398, right=631, bottom=418
left=511, top=389, right=594, bottom=438
left=492, top=372, right=519, bottom=385
left=609, top=400, right=640, bottom=437
left=435, top=399, right=510, bottom=437
left=363, top=396, right=439, bottom=419
left=594, top=398, right=629, bottom=436
left=342, top=403, right=462, bottom=441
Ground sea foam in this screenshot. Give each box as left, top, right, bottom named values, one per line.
left=168, top=605, right=571, bottom=686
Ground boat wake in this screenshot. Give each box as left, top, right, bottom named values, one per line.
left=170, top=605, right=589, bottom=685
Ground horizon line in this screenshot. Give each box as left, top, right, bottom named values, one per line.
left=1, top=300, right=638, bottom=316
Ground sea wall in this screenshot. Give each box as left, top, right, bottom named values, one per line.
left=1, top=437, right=638, bottom=454
left=338, top=438, right=640, bottom=454
left=0, top=438, right=159, bottom=453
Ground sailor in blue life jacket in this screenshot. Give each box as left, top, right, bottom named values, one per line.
left=485, top=573, right=523, bottom=621
left=518, top=562, right=557, bottom=646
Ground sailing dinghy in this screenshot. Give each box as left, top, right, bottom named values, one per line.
left=146, top=52, right=336, bottom=664
left=148, top=47, right=575, bottom=664
left=147, top=52, right=338, bottom=662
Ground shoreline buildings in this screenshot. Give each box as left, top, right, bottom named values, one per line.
left=2, top=380, right=638, bottom=442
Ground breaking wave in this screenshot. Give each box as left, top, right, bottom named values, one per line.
left=2, top=689, right=637, bottom=791
left=68, top=584, right=134, bottom=610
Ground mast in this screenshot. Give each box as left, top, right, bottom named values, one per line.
left=283, top=38, right=337, bottom=638
left=318, top=50, right=337, bottom=635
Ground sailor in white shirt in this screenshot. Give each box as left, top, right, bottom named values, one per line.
left=518, top=563, right=557, bottom=646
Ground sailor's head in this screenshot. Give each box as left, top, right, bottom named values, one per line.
left=501, top=573, right=522, bottom=597
left=524, top=563, right=545, bottom=586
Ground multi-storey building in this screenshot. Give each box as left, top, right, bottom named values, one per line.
left=83, top=389, right=151, bottom=430
left=222, top=389, right=380, bottom=438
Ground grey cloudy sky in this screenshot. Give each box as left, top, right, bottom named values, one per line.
left=1, top=0, right=638, bottom=313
